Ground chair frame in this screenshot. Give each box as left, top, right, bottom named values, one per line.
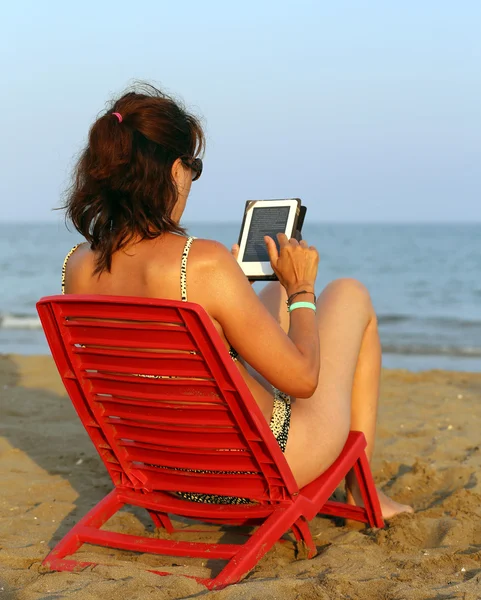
left=37, top=294, right=384, bottom=590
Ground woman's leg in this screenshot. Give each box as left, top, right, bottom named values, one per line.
left=257, top=279, right=413, bottom=518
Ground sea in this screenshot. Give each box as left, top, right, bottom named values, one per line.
left=0, top=222, right=479, bottom=372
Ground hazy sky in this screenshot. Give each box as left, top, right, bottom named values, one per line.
left=1, top=1, right=480, bottom=223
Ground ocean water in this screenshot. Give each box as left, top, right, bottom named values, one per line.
left=0, top=222, right=479, bottom=372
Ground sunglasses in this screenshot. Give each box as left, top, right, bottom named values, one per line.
left=181, top=156, right=203, bottom=181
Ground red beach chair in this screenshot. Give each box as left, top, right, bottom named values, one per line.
left=36, top=295, right=384, bottom=589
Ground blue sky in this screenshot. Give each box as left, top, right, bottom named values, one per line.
left=1, top=1, right=480, bottom=223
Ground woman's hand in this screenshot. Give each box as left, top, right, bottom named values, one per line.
left=264, top=233, right=319, bottom=295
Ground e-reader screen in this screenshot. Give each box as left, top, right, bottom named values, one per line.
left=243, top=206, right=290, bottom=262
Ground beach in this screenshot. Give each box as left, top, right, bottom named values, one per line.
left=1, top=354, right=480, bottom=599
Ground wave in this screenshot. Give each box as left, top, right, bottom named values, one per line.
left=0, top=314, right=42, bottom=329
left=378, top=314, right=411, bottom=325
left=382, top=343, right=481, bottom=358
left=378, top=314, right=481, bottom=329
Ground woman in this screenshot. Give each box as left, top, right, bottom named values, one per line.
left=62, top=84, right=412, bottom=518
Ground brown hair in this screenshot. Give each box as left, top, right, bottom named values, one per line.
left=64, top=83, right=205, bottom=274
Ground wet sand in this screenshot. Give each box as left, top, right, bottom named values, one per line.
left=1, top=354, right=481, bottom=599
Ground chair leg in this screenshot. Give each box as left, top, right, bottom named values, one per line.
left=148, top=510, right=175, bottom=534
left=209, top=507, right=300, bottom=589
left=291, top=517, right=316, bottom=558
left=353, top=452, right=384, bottom=528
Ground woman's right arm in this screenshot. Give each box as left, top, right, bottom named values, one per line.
left=191, top=235, right=320, bottom=398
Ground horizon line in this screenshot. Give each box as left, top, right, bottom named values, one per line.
left=0, top=219, right=481, bottom=233
left=0, top=219, right=480, bottom=226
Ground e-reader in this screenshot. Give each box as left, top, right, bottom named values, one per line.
left=236, top=198, right=304, bottom=281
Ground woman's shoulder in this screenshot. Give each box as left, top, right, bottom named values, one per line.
left=63, top=242, right=91, bottom=270
left=62, top=242, right=92, bottom=293
left=189, top=237, right=228, bottom=255
left=180, top=237, right=249, bottom=312
left=188, top=237, right=236, bottom=270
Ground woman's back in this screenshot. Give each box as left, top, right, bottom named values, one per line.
left=65, top=234, right=189, bottom=299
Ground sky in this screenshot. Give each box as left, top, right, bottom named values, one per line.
left=1, top=0, right=480, bottom=223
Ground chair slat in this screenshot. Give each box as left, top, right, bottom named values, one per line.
left=139, top=469, right=269, bottom=498
left=94, top=395, right=231, bottom=413
left=113, top=423, right=251, bottom=449
left=60, top=302, right=184, bottom=324
left=90, top=377, right=225, bottom=402
left=99, top=401, right=236, bottom=426
left=66, top=325, right=196, bottom=351
left=75, top=346, right=197, bottom=360
left=79, top=353, right=211, bottom=379
left=125, top=446, right=280, bottom=476
left=105, top=414, right=260, bottom=441
left=65, top=319, right=188, bottom=333
left=105, top=415, right=236, bottom=435
left=85, top=371, right=216, bottom=386
left=117, top=439, right=254, bottom=457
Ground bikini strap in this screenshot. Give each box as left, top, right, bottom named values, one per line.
left=61, top=244, right=82, bottom=294
left=180, top=236, right=195, bottom=302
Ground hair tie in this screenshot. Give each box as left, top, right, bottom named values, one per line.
left=112, top=112, right=123, bottom=123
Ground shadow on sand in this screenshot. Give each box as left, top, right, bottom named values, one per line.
left=0, top=354, right=279, bottom=592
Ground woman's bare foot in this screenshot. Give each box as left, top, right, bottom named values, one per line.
left=346, top=482, right=414, bottom=520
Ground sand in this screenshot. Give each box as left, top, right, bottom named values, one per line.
left=1, top=354, right=481, bottom=600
